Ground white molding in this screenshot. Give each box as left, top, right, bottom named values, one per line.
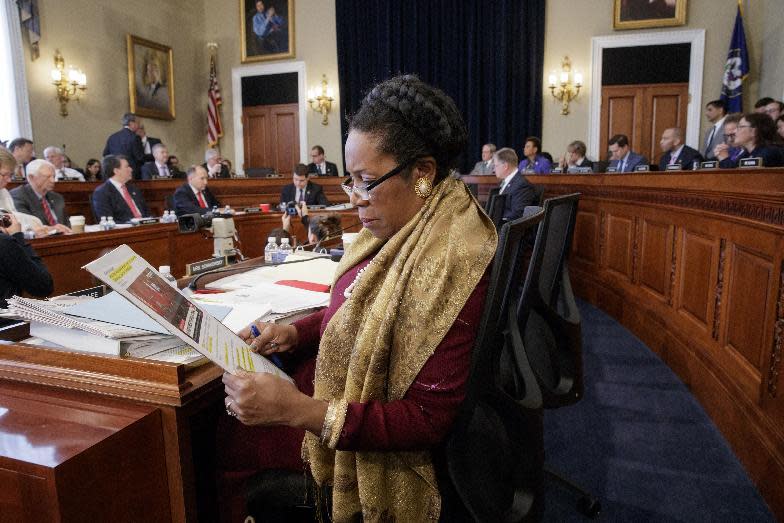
left=588, top=29, right=705, bottom=159
left=2, top=1, right=33, bottom=140
left=231, top=61, right=307, bottom=176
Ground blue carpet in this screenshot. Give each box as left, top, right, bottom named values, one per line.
left=542, top=300, right=774, bottom=522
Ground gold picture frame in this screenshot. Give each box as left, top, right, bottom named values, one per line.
left=240, top=0, right=295, bottom=63
left=614, top=0, right=687, bottom=30
left=127, top=34, right=175, bottom=120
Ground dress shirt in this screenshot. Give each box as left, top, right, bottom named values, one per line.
left=498, top=169, right=519, bottom=194
left=618, top=152, right=630, bottom=172
left=157, top=162, right=171, bottom=178
left=669, top=145, right=685, bottom=164
left=108, top=178, right=142, bottom=218
left=704, top=116, right=727, bottom=156
left=54, top=167, right=85, bottom=181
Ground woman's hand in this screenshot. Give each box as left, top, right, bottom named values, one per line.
left=1, top=213, right=22, bottom=236
left=281, top=212, right=291, bottom=231
left=237, top=321, right=298, bottom=355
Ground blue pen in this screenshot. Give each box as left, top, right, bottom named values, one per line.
left=250, top=324, right=284, bottom=369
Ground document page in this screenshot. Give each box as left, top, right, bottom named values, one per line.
left=83, top=244, right=290, bottom=381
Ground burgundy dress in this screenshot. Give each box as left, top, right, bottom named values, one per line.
left=216, top=257, right=488, bottom=519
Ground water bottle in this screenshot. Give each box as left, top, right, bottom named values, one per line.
left=264, top=237, right=278, bottom=263
left=162, top=210, right=171, bottom=222
left=224, top=205, right=231, bottom=214
left=277, top=238, right=292, bottom=263
left=99, top=216, right=107, bottom=230
left=158, top=265, right=178, bottom=288
left=107, top=216, right=116, bottom=229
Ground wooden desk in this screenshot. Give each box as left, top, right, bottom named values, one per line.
left=30, top=209, right=359, bottom=296
left=527, top=169, right=784, bottom=519
left=7, top=177, right=350, bottom=223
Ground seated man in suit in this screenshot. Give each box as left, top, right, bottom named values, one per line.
left=173, top=165, right=221, bottom=216
left=469, top=143, right=496, bottom=175
left=280, top=163, right=329, bottom=207
left=103, top=113, right=145, bottom=179
left=167, top=155, right=186, bottom=178
left=608, top=134, right=648, bottom=172
left=11, top=159, right=72, bottom=233
left=306, top=145, right=339, bottom=176
left=8, top=137, right=34, bottom=181
left=43, top=146, right=84, bottom=181
left=493, top=147, right=537, bottom=224
left=658, top=128, right=703, bottom=170
left=203, top=148, right=231, bottom=179
left=92, top=155, right=151, bottom=223
left=141, top=144, right=174, bottom=180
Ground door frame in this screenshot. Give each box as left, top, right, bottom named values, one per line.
left=588, top=29, right=705, bottom=159
left=231, top=61, right=308, bottom=176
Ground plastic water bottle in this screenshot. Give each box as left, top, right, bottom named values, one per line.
left=107, top=216, right=116, bottom=229
left=159, top=265, right=178, bottom=288
left=264, top=237, right=278, bottom=263
left=99, top=216, right=107, bottom=230
left=162, top=210, right=171, bottom=222
left=277, top=238, right=292, bottom=263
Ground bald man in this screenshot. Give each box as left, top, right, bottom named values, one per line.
left=658, top=128, right=703, bottom=170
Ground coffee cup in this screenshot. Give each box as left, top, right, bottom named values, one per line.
left=259, top=203, right=270, bottom=212
left=69, top=215, right=86, bottom=233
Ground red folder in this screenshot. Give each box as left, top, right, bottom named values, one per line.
left=274, top=280, right=331, bottom=293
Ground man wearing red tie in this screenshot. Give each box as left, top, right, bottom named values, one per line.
left=10, top=159, right=72, bottom=233
left=91, top=155, right=151, bottom=223
left=173, top=165, right=220, bottom=217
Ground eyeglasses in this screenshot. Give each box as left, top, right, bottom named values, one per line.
left=736, top=124, right=752, bottom=129
left=341, top=157, right=417, bottom=201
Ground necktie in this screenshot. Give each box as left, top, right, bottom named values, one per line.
left=160, top=165, right=169, bottom=177
left=296, top=189, right=303, bottom=202
left=197, top=191, right=207, bottom=208
left=41, top=197, right=57, bottom=225
left=669, top=152, right=678, bottom=165
left=704, top=126, right=716, bottom=156
left=120, top=185, right=142, bottom=218
left=619, top=159, right=626, bottom=172
left=318, top=164, right=323, bottom=175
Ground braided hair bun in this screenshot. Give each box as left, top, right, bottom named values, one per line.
left=349, top=75, right=467, bottom=181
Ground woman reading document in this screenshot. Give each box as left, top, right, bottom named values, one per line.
left=222, top=75, right=497, bottom=521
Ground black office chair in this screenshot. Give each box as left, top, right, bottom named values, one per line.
left=533, top=185, right=546, bottom=207
left=511, top=193, right=601, bottom=517
left=486, top=193, right=507, bottom=229
left=446, top=209, right=547, bottom=522
left=484, top=187, right=500, bottom=213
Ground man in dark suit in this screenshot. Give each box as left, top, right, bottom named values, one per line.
left=493, top=148, right=537, bottom=224
left=306, top=145, right=340, bottom=176
left=203, top=148, right=231, bottom=179
left=658, top=128, right=703, bottom=170
left=10, top=159, right=71, bottom=230
left=173, top=165, right=221, bottom=216
left=91, top=155, right=150, bottom=223
left=136, top=123, right=161, bottom=164
left=280, top=164, right=329, bottom=206
left=141, top=144, right=175, bottom=180
left=103, top=113, right=145, bottom=179
left=607, top=134, right=648, bottom=172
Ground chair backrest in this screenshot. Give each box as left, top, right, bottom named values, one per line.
left=484, top=186, right=500, bottom=213
left=533, top=185, right=545, bottom=207
left=515, top=193, right=582, bottom=409
left=486, top=193, right=507, bottom=229
left=446, top=209, right=546, bottom=522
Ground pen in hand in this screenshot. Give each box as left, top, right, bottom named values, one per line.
left=250, top=324, right=284, bottom=369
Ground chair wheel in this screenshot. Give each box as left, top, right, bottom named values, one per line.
left=577, top=496, right=601, bottom=518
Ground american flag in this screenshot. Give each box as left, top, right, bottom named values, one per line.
left=207, top=55, right=223, bottom=147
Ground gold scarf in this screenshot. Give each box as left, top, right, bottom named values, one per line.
left=303, top=176, right=498, bottom=522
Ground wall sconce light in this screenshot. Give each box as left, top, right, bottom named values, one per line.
left=51, top=49, right=87, bottom=117
left=547, top=56, right=582, bottom=116
left=307, top=74, right=334, bottom=126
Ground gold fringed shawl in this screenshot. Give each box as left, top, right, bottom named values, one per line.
left=303, top=176, right=498, bottom=522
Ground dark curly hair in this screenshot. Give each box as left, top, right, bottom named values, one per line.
left=348, top=75, right=467, bottom=183
left=308, top=214, right=342, bottom=241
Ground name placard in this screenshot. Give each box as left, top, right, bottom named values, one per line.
left=700, top=160, right=718, bottom=169
left=243, top=207, right=261, bottom=213
left=574, top=166, right=593, bottom=174
left=739, top=157, right=762, bottom=168
left=66, top=285, right=107, bottom=298
left=606, top=167, right=619, bottom=173
left=185, top=256, right=228, bottom=276
left=665, top=164, right=683, bottom=171
left=634, top=165, right=650, bottom=172
left=135, top=217, right=159, bottom=225
left=550, top=167, right=564, bottom=174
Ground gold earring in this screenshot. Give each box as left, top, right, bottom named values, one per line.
left=414, top=177, right=433, bottom=199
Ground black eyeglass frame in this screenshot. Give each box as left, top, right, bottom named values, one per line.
left=341, top=157, right=419, bottom=200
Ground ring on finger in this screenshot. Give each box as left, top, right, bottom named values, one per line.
left=226, top=399, right=237, bottom=417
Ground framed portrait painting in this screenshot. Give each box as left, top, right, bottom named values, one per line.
left=127, top=34, right=175, bottom=120
left=240, top=0, right=295, bottom=63
left=614, top=0, right=687, bottom=30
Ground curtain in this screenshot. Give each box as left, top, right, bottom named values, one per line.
left=335, top=0, right=546, bottom=173
left=0, top=0, right=33, bottom=144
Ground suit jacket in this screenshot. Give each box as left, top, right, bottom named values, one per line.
left=10, top=184, right=68, bottom=226
left=141, top=161, right=177, bottom=180
left=173, top=183, right=221, bottom=216
left=469, top=160, right=495, bottom=176
left=499, top=172, right=537, bottom=223
left=719, top=145, right=784, bottom=169
left=566, top=157, right=594, bottom=172
left=658, top=145, right=704, bottom=171
left=702, top=121, right=726, bottom=160
left=201, top=162, right=231, bottom=179
left=609, top=152, right=648, bottom=172
left=103, top=127, right=145, bottom=178
left=91, top=180, right=150, bottom=223
left=280, top=181, right=329, bottom=206
left=307, top=161, right=340, bottom=177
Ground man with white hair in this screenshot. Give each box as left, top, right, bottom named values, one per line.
left=10, top=159, right=72, bottom=232
left=202, top=148, right=231, bottom=179
left=43, top=146, right=85, bottom=181
left=141, top=143, right=174, bottom=179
